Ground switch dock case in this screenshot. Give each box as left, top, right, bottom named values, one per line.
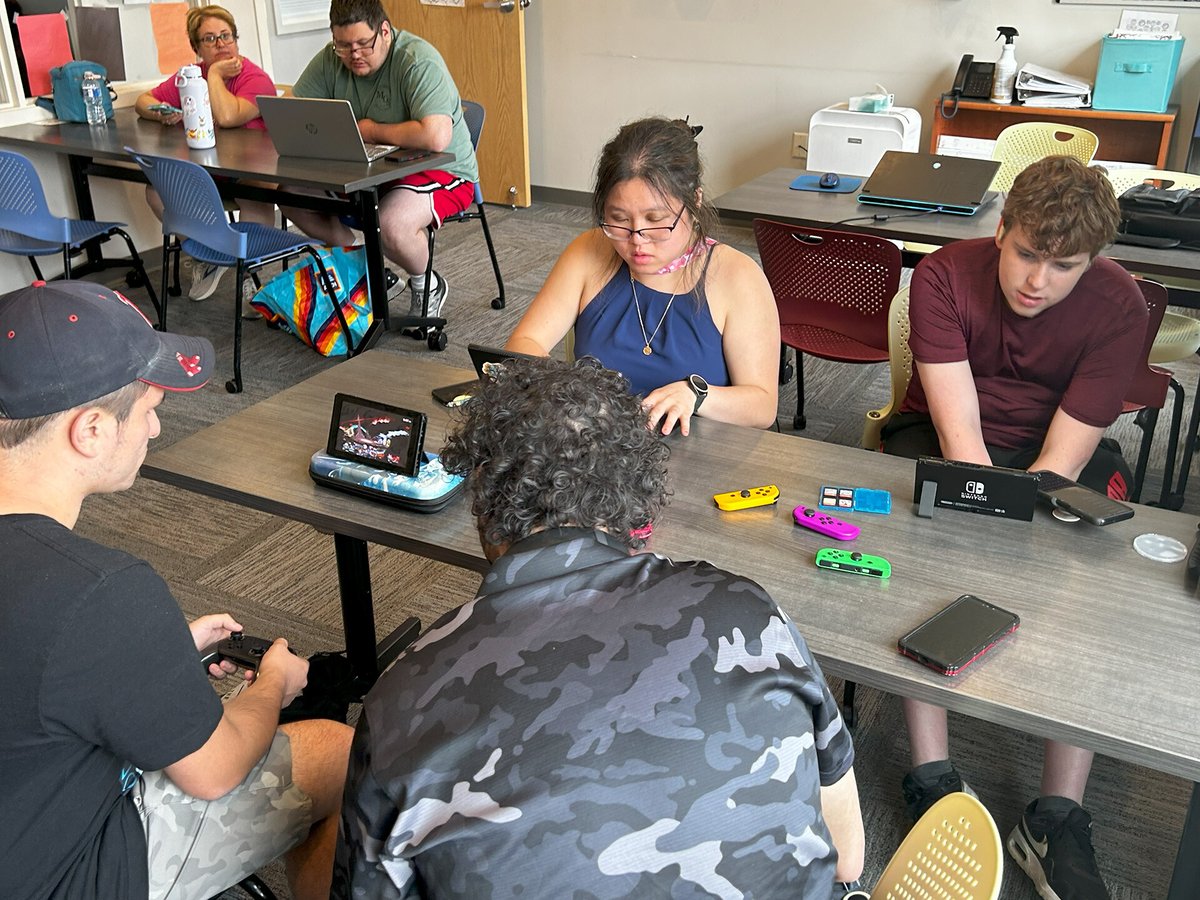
left=807, top=103, right=921, bottom=177
left=1092, top=36, right=1184, bottom=114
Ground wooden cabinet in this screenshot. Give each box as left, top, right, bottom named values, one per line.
left=928, top=100, right=1176, bottom=168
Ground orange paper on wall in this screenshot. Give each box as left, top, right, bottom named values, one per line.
left=150, top=3, right=195, bottom=75
left=14, top=13, right=73, bottom=97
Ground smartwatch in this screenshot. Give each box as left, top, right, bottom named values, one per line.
left=687, top=373, right=709, bottom=414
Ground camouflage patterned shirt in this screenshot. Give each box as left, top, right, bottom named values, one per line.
left=338, top=528, right=855, bottom=899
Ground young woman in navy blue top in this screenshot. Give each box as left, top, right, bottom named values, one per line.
left=506, top=117, right=779, bottom=436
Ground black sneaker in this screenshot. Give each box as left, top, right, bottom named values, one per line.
left=900, top=759, right=977, bottom=822
left=1007, top=797, right=1110, bottom=900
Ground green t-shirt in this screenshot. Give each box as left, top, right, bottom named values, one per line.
left=294, top=30, right=477, bottom=183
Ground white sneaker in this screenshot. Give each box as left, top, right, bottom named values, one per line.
left=189, top=263, right=226, bottom=301
left=240, top=275, right=262, bottom=320
left=402, top=272, right=448, bottom=337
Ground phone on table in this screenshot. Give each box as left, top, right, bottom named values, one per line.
left=898, top=594, right=1020, bottom=676
left=1031, top=470, right=1134, bottom=526
left=148, top=103, right=183, bottom=116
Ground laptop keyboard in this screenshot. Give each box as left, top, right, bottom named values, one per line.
left=364, top=143, right=400, bottom=161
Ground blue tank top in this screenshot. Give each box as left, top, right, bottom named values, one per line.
left=574, top=255, right=729, bottom=397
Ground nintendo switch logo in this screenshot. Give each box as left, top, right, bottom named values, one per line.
left=966, top=480, right=984, bottom=493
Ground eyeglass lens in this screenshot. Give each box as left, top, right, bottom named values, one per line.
left=201, top=32, right=236, bottom=45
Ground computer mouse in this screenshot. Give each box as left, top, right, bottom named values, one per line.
left=818, top=172, right=840, bottom=189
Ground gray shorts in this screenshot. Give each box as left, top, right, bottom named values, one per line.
left=136, top=730, right=314, bottom=900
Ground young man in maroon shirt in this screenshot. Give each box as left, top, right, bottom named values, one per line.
left=881, top=156, right=1146, bottom=900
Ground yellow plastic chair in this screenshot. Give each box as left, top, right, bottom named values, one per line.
left=871, top=791, right=1003, bottom=900
left=862, top=286, right=912, bottom=450
left=990, top=122, right=1099, bottom=193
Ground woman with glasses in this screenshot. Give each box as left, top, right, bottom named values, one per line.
left=134, top=5, right=278, bottom=299
left=506, top=117, right=780, bottom=436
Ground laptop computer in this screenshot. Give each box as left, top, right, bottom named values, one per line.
left=914, top=457, right=1038, bottom=521
left=256, top=95, right=401, bottom=163
left=858, top=151, right=1002, bottom=216
left=430, top=344, right=541, bottom=406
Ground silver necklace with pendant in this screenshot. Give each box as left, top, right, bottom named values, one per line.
left=630, top=271, right=683, bottom=356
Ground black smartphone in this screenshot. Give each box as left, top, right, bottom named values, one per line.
left=1031, top=470, right=1134, bottom=526
left=326, top=393, right=427, bottom=477
left=431, top=379, right=479, bottom=407
left=898, top=594, right=1020, bottom=676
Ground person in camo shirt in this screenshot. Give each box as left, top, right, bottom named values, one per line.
left=335, top=357, right=865, bottom=899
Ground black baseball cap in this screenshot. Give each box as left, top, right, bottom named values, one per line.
left=0, top=281, right=214, bottom=419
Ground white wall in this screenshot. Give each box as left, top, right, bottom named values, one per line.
left=524, top=0, right=1200, bottom=196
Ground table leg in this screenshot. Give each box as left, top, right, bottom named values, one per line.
left=332, top=533, right=422, bottom=698
left=1168, top=782, right=1200, bottom=899
left=353, top=187, right=389, bottom=347
left=334, top=533, right=379, bottom=686
left=68, top=155, right=104, bottom=269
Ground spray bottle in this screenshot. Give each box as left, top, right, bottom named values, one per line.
left=990, top=27, right=1019, bottom=104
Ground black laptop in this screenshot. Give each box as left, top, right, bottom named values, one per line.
left=430, top=344, right=540, bottom=406
left=859, top=151, right=1002, bottom=216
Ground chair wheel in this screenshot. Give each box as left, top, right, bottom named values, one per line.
left=491, top=297, right=505, bottom=310
left=225, top=379, right=242, bottom=394
left=793, top=415, right=806, bottom=430
left=427, top=330, right=448, bottom=352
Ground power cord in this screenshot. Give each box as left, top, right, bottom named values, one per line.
left=834, top=207, right=944, bottom=226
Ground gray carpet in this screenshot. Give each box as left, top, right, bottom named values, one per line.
left=70, top=201, right=1197, bottom=898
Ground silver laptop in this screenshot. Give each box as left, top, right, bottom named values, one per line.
left=858, top=151, right=1002, bottom=216
left=256, top=96, right=399, bottom=163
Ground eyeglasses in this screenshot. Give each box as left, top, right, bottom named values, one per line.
left=333, top=28, right=382, bottom=58
left=600, top=207, right=685, bottom=242
left=198, top=31, right=237, bottom=46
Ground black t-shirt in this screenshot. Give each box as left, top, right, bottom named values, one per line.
left=0, top=514, right=223, bottom=900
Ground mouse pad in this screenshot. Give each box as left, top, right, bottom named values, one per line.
left=790, top=174, right=863, bottom=194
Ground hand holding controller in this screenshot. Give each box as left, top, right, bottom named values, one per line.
left=200, top=632, right=291, bottom=670
left=792, top=504, right=860, bottom=541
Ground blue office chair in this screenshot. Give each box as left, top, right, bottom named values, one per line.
left=127, top=148, right=348, bottom=394
left=388, top=100, right=506, bottom=350
left=0, top=149, right=159, bottom=313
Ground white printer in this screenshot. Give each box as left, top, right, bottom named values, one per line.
left=807, top=103, right=922, bottom=177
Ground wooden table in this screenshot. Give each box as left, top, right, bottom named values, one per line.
left=143, top=351, right=1200, bottom=897
left=0, top=108, right=453, bottom=341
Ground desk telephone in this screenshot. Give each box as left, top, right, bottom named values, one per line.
left=940, top=55, right=995, bottom=118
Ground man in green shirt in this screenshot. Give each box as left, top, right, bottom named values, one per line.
left=287, top=0, right=478, bottom=325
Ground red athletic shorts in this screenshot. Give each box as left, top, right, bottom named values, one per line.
left=387, top=170, right=476, bottom=228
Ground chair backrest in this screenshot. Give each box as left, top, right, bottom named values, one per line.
left=872, top=791, right=1003, bottom=900
left=125, top=148, right=248, bottom=260
left=0, top=149, right=69, bottom=244
left=1124, top=278, right=1170, bottom=409
left=462, top=100, right=486, bottom=204
left=1106, top=167, right=1200, bottom=197
left=862, top=285, right=912, bottom=450
left=752, top=218, right=902, bottom=348
left=990, top=122, right=1099, bottom=193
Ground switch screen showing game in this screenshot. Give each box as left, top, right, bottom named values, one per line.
left=327, top=395, right=425, bottom=476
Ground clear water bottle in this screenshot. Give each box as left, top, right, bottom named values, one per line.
left=82, top=72, right=106, bottom=125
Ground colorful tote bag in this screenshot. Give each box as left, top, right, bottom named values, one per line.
left=250, top=245, right=371, bottom=357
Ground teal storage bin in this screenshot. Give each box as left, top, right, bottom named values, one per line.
left=1093, top=35, right=1184, bottom=113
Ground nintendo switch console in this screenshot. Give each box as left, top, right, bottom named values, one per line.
left=914, top=457, right=1038, bottom=521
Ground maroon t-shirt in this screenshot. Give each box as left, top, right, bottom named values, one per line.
left=901, top=237, right=1147, bottom=450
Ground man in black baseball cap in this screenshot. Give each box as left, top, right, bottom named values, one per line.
left=0, top=282, right=352, bottom=900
